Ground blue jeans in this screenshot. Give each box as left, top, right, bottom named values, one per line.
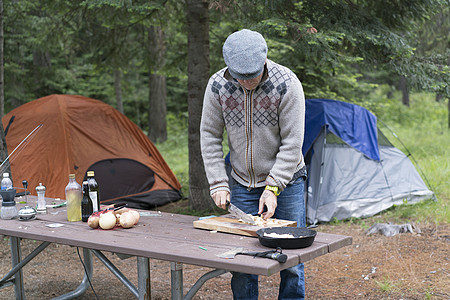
left=230, top=178, right=306, bottom=300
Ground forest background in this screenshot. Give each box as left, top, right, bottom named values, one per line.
left=0, top=0, right=448, bottom=212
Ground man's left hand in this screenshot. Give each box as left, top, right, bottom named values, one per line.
left=258, top=190, right=277, bottom=220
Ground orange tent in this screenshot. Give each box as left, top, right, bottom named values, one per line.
left=2, top=94, right=182, bottom=209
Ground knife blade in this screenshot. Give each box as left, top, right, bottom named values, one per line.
left=227, top=202, right=256, bottom=225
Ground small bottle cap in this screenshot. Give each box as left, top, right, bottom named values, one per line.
left=36, top=183, right=46, bottom=192
left=87, top=171, right=95, bottom=177
left=3, top=173, right=9, bottom=177
left=69, top=174, right=75, bottom=179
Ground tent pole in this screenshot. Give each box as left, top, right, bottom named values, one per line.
left=379, top=160, right=394, bottom=202
left=314, top=126, right=327, bottom=224
left=154, top=172, right=184, bottom=199
left=0, top=124, right=43, bottom=174
left=378, top=119, right=435, bottom=196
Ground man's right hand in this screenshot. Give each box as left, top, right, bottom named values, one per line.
left=211, top=190, right=230, bottom=210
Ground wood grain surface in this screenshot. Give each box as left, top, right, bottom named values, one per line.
left=193, top=216, right=297, bottom=237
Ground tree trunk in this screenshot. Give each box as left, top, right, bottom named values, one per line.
left=399, top=76, right=410, bottom=107
left=147, top=26, right=167, bottom=143
left=0, top=121, right=10, bottom=176
left=0, top=0, right=3, bottom=119
left=0, top=0, right=10, bottom=176
left=186, top=0, right=214, bottom=211
left=114, top=69, right=124, bottom=114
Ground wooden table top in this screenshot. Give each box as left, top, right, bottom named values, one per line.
left=0, top=196, right=352, bottom=276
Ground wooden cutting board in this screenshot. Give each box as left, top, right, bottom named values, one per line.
left=193, top=216, right=297, bottom=237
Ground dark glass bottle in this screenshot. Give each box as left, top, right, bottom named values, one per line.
left=81, top=181, right=93, bottom=222
left=87, top=171, right=100, bottom=212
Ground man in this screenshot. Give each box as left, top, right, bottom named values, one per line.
left=200, top=29, right=307, bottom=300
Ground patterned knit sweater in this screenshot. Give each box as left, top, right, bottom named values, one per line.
left=200, top=59, right=305, bottom=195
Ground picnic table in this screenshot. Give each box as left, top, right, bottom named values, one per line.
left=0, top=196, right=352, bottom=299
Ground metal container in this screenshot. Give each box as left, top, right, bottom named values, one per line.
left=18, top=206, right=37, bottom=221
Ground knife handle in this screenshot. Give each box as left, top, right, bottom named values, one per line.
left=238, top=251, right=287, bottom=263
left=259, top=252, right=287, bottom=263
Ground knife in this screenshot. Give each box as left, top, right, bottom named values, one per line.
left=226, top=201, right=256, bottom=225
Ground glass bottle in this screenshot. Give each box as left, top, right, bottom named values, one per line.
left=65, top=174, right=82, bottom=222
left=81, top=181, right=93, bottom=222
left=86, top=171, right=100, bottom=212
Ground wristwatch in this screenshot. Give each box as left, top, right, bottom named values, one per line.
left=265, top=185, right=280, bottom=196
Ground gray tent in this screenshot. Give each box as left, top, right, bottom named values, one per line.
left=304, top=99, right=433, bottom=224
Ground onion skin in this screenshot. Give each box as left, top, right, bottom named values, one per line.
left=119, top=211, right=136, bottom=228
left=99, top=212, right=117, bottom=230
left=87, top=214, right=100, bottom=229
left=88, top=208, right=140, bottom=229
left=129, top=210, right=140, bottom=225
left=115, top=207, right=129, bottom=215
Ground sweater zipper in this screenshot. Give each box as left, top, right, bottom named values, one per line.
left=244, top=88, right=255, bottom=189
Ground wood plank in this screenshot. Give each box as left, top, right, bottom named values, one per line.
left=193, top=216, right=296, bottom=237
left=314, top=232, right=353, bottom=252
left=295, top=242, right=329, bottom=263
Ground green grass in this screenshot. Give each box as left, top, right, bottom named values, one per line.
left=375, top=277, right=398, bottom=293
left=375, top=92, right=449, bottom=224
left=155, top=113, right=190, bottom=198
left=155, top=113, right=229, bottom=204
left=155, top=92, right=449, bottom=224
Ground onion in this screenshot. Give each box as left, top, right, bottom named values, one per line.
left=87, top=214, right=100, bottom=229
left=119, top=211, right=136, bottom=228
left=115, top=207, right=129, bottom=215
left=99, top=212, right=117, bottom=230
left=129, top=210, right=140, bottom=225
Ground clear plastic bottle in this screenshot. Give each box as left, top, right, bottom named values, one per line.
left=86, top=171, right=100, bottom=212
left=65, top=174, right=82, bottom=222
left=1, top=173, right=13, bottom=190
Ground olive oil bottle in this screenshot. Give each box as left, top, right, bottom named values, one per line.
left=87, top=171, right=100, bottom=212
left=81, top=181, right=93, bottom=222
left=65, top=174, right=82, bottom=222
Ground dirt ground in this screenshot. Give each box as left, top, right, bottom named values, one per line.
left=0, top=210, right=448, bottom=299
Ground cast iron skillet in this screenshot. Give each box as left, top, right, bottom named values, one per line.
left=256, top=227, right=317, bottom=249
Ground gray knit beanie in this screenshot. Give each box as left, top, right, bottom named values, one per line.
left=223, top=29, right=267, bottom=80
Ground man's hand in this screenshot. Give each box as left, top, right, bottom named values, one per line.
left=258, top=190, right=277, bottom=220
left=211, top=190, right=230, bottom=210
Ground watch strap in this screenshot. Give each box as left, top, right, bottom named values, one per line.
left=265, top=185, right=280, bottom=196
